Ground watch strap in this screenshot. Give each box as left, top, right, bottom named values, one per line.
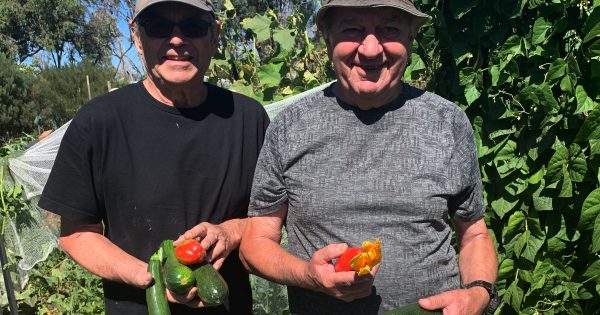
left=461, top=280, right=500, bottom=314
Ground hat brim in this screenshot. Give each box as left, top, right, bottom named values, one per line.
left=316, top=3, right=431, bottom=31
left=134, top=0, right=214, bottom=21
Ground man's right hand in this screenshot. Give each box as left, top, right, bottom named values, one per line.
left=305, top=243, right=378, bottom=302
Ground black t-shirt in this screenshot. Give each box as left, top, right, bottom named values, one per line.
left=39, top=82, right=269, bottom=314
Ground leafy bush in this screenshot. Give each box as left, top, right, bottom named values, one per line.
left=410, top=1, right=600, bottom=313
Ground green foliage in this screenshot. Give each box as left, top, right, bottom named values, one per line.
left=17, top=249, right=104, bottom=315
left=0, top=54, right=64, bottom=143
left=208, top=0, right=332, bottom=104
left=411, top=0, right=600, bottom=313
left=0, top=0, right=118, bottom=66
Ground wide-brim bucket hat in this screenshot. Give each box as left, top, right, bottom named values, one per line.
left=316, top=0, right=431, bottom=31
left=133, top=0, right=215, bottom=21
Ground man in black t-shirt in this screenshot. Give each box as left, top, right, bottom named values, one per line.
left=38, top=0, right=268, bottom=314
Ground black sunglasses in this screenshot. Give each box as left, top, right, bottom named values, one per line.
left=139, top=18, right=213, bottom=39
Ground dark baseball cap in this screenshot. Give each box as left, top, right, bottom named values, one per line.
left=133, top=0, right=215, bottom=20
left=316, top=0, right=431, bottom=30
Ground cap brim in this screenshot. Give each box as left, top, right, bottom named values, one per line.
left=316, top=3, right=431, bottom=31
left=134, top=0, right=214, bottom=21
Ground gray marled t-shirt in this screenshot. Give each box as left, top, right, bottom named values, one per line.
left=248, top=82, right=484, bottom=314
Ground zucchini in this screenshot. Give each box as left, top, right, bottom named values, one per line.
left=385, top=303, right=442, bottom=315
left=193, top=262, right=229, bottom=306
left=161, top=240, right=195, bottom=295
left=146, top=252, right=171, bottom=315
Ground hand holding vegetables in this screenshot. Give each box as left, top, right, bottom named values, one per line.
left=335, top=238, right=382, bottom=276
left=175, top=219, right=245, bottom=269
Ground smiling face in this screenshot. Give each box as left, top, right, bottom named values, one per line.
left=132, top=2, right=219, bottom=88
left=324, top=7, right=416, bottom=109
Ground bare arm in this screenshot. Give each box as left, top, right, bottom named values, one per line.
left=239, top=205, right=375, bottom=302
left=419, top=218, right=498, bottom=314
left=59, top=217, right=152, bottom=289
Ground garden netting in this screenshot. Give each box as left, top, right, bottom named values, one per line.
left=0, top=81, right=331, bottom=303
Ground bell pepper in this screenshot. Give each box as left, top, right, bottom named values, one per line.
left=174, top=239, right=206, bottom=265
left=334, top=238, right=381, bottom=276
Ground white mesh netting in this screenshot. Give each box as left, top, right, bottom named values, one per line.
left=0, top=82, right=331, bottom=302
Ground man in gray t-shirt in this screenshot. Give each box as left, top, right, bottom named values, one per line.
left=239, top=1, right=498, bottom=314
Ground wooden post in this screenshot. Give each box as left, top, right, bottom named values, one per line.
left=86, top=75, right=92, bottom=100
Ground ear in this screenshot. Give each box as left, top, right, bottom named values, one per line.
left=130, top=20, right=144, bottom=55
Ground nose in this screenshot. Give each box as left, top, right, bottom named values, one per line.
left=358, top=34, right=383, bottom=58
left=168, top=26, right=186, bottom=46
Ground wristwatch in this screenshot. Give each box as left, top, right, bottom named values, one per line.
left=461, top=280, right=500, bottom=314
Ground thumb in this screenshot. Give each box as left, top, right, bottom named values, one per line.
left=313, top=243, right=349, bottom=263
left=418, top=294, right=446, bottom=311
left=138, top=271, right=154, bottom=289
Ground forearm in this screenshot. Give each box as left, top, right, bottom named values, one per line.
left=60, top=222, right=149, bottom=288
left=241, top=234, right=312, bottom=288
left=458, top=226, right=498, bottom=284
left=219, top=217, right=247, bottom=249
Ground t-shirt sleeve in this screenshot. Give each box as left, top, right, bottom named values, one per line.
left=448, top=110, right=484, bottom=221
left=248, top=120, right=287, bottom=216
left=38, top=107, right=103, bottom=224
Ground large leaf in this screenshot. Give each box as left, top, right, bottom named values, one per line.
left=580, top=188, right=600, bottom=230
left=506, top=279, right=524, bottom=310
left=582, top=260, right=600, bottom=284
left=503, top=211, right=525, bottom=242
left=273, top=29, right=295, bottom=53
left=449, top=0, right=477, bottom=19
left=257, top=62, right=284, bottom=88
left=532, top=17, right=552, bottom=45
left=568, top=144, right=588, bottom=183
left=241, top=14, right=272, bottom=42
left=547, top=58, right=567, bottom=82
left=498, top=258, right=515, bottom=280
left=574, top=106, right=600, bottom=141
left=545, top=145, right=568, bottom=184
left=594, top=214, right=600, bottom=252
left=491, top=196, right=518, bottom=218
left=574, top=85, right=598, bottom=114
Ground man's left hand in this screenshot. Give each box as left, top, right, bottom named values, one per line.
left=418, top=286, right=489, bottom=315
left=175, top=221, right=242, bottom=269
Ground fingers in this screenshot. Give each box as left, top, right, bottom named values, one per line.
left=175, top=223, right=208, bottom=245
left=166, top=287, right=206, bottom=308
left=313, top=243, right=349, bottom=263
left=136, top=271, right=154, bottom=289
left=419, top=291, right=451, bottom=311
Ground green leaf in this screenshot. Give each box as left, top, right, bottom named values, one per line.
left=575, top=106, right=600, bottom=141
left=504, top=211, right=526, bottom=241
left=498, top=258, right=515, bottom=280
left=568, top=144, right=588, bottom=183
left=241, top=14, right=272, bottom=42
left=257, top=62, right=284, bottom=88
left=528, top=168, right=544, bottom=184
left=449, top=0, right=477, bottom=19
left=580, top=188, right=600, bottom=230
left=506, top=279, right=524, bottom=310
left=559, top=164, right=573, bottom=198
left=273, top=29, right=295, bottom=53
left=547, top=58, right=567, bottom=82
left=522, top=233, right=545, bottom=263
left=545, top=146, right=568, bottom=184
left=464, top=85, right=481, bottom=105
left=582, top=260, right=600, bottom=283
left=593, top=214, right=600, bottom=252
left=532, top=17, right=552, bottom=45
left=491, top=197, right=518, bottom=218
left=583, top=19, right=600, bottom=44
left=575, top=85, right=598, bottom=114
left=514, top=230, right=529, bottom=258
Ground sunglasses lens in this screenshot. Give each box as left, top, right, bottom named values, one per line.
left=143, top=20, right=173, bottom=38
left=141, top=19, right=211, bottom=39
left=180, top=20, right=211, bottom=38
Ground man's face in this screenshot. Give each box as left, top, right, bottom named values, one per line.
left=325, top=7, right=415, bottom=108
left=132, top=3, right=219, bottom=86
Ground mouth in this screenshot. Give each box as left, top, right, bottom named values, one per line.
left=354, top=62, right=388, bottom=73
left=164, top=55, right=193, bottom=62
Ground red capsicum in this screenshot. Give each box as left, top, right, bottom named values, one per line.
left=334, top=238, right=381, bottom=276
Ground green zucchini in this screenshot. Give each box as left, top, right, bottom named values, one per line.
left=146, top=252, right=171, bottom=315
left=193, top=262, right=229, bottom=306
left=385, top=303, right=442, bottom=315
left=161, top=240, right=195, bottom=295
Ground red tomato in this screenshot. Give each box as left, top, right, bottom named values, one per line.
left=334, top=247, right=362, bottom=272
left=174, top=239, right=206, bottom=265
